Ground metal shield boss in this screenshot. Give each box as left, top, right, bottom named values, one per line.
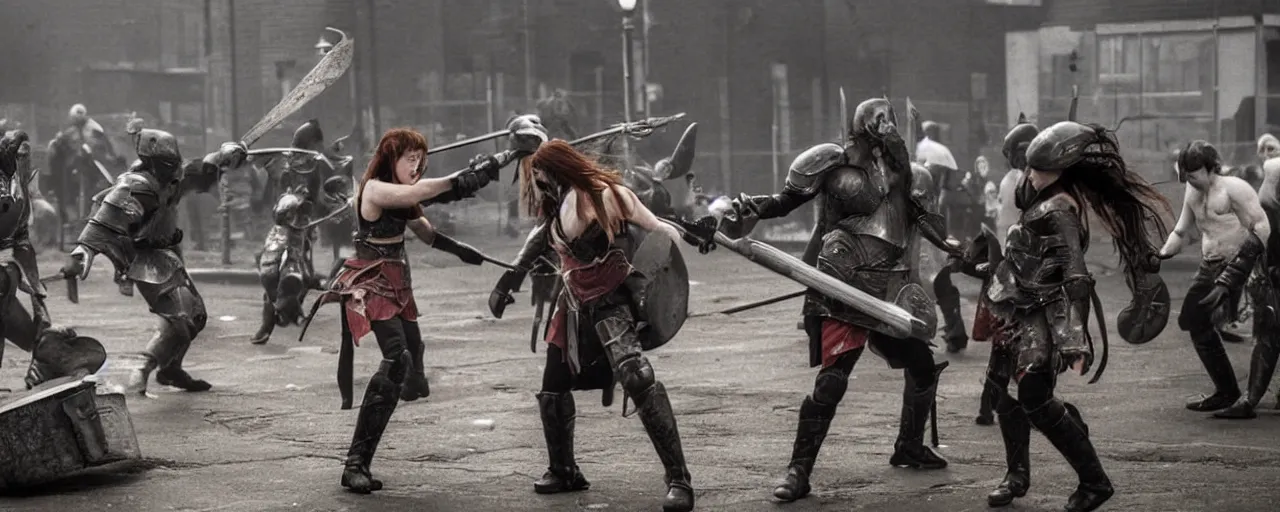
left=625, top=225, right=690, bottom=350
left=1117, top=270, right=1171, bottom=345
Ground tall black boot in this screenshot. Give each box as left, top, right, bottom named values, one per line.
left=889, top=367, right=949, bottom=469
left=633, top=382, right=694, bottom=512
left=1028, top=399, right=1113, bottom=512
left=934, top=270, right=969, bottom=353
left=250, top=295, right=275, bottom=345
left=1186, top=329, right=1241, bottom=411
left=1216, top=336, right=1280, bottom=419
left=987, top=403, right=1031, bottom=507
left=773, top=396, right=836, bottom=502
left=533, top=391, right=590, bottom=494
left=341, top=360, right=401, bottom=494
left=401, top=336, right=430, bottom=402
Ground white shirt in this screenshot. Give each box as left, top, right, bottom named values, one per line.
left=996, top=169, right=1024, bottom=250
left=915, top=137, right=958, bottom=169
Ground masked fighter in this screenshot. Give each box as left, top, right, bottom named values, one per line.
left=706, top=98, right=961, bottom=501
left=46, top=104, right=126, bottom=218
left=969, top=115, right=1039, bottom=427
left=301, top=127, right=504, bottom=493
left=57, top=119, right=249, bottom=395
left=249, top=120, right=335, bottom=345
left=488, top=140, right=696, bottom=512
left=957, top=121, right=1170, bottom=511
left=1157, top=141, right=1270, bottom=412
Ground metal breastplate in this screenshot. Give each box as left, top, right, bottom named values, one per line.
left=1001, top=214, right=1070, bottom=288
left=134, top=200, right=181, bottom=249
left=823, top=163, right=910, bottom=250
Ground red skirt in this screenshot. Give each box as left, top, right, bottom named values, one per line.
left=544, top=248, right=632, bottom=352
left=971, top=299, right=1009, bottom=345
left=318, top=258, right=418, bottom=345
left=820, top=318, right=870, bottom=368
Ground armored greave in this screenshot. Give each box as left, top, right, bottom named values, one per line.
left=342, top=358, right=404, bottom=494
left=534, top=391, right=589, bottom=494
left=774, top=349, right=862, bottom=502
left=596, top=308, right=694, bottom=512
left=1216, top=333, right=1280, bottom=419
left=988, top=393, right=1031, bottom=507
left=933, top=268, right=968, bottom=352
left=250, top=294, right=275, bottom=344
left=1187, top=329, right=1241, bottom=411
left=131, top=274, right=210, bottom=394
left=632, top=381, right=693, bottom=507
left=889, top=364, right=949, bottom=469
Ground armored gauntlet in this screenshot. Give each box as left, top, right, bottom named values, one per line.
left=430, top=233, right=484, bottom=265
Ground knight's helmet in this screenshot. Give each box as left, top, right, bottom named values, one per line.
left=1001, top=113, right=1039, bottom=170
left=292, top=118, right=325, bottom=151
left=849, top=97, right=899, bottom=140
left=127, top=119, right=184, bottom=184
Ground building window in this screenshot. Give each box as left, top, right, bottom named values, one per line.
left=1096, top=32, right=1215, bottom=150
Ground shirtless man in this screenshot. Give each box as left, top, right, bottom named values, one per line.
left=1158, top=140, right=1271, bottom=411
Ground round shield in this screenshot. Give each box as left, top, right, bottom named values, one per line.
left=626, top=226, right=690, bottom=350
left=1117, top=271, right=1171, bottom=345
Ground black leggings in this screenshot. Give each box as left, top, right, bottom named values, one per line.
left=542, top=344, right=574, bottom=393
left=369, top=317, right=420, bottom=381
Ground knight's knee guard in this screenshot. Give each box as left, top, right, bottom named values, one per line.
left=616, top=355, right=656, bottom=397
left=812, top=367, right=850, bottom=406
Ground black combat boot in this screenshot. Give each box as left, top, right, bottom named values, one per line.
left=773, top=396, right=836, bottom=502
left=987, top=405, right=1031, bottom=507
left=1029, top=399, right=1113, bottom=512
left=889, top=365, right=949, bottom=469
left=341, top=361, right=401, bottom=494
left=533, top=391, right=590, bottom=494
left=634, top=382, right=694, bottom=512
left=250, top=295, right=275, bottom=345
left=1186, top=330, right=1241, bottom=411
left=1216, top=336, right=1280, bottom=419
left=155, top=342, right=211, bottom=392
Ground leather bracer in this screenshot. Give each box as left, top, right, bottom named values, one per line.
left=1216, top=231, right=1266, bottom=290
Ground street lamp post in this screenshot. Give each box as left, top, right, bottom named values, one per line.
left=619, top=0, right=637, bottom=166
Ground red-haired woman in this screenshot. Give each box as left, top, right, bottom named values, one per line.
left=488, top=140, right=696, bottom=511
left=316, top=128, right=500, bottom=493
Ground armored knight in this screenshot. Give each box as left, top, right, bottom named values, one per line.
left=59, top=120, right=249, bottom=395
left=0, top=131, right=106, bottom=391
left=250, top=120, right=336, bottom=345
left=959, top=121, right=1171, bottom=511
left=488, top=140, right=698, bottom=512
left=710, top=98, right=961, bottom=501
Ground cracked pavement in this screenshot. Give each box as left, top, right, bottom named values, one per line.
left=2, top=237, right=1280, bottom=511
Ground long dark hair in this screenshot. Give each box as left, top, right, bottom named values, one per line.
left=359, top=128, right=428, bottom=218
left=1056, top=126, right=1172, bottom=271
left=520, top=139, right=631, bottom=241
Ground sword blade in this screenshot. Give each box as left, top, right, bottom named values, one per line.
left=241, top=28, right=353, bottom=146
